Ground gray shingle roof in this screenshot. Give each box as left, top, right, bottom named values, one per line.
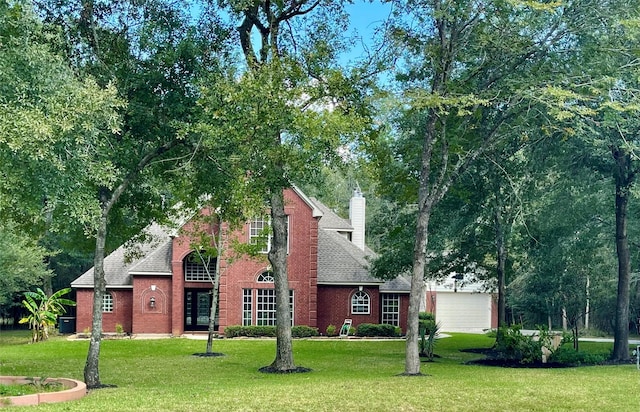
left=310, top=197, right=353, bottom=231
left=72, top=193, right=409, bottom=292
left=380, top=275, right=411, bottom=293
left=71, top=223, right=173, bottom=288
left=317, top=228, right=381, bottom=285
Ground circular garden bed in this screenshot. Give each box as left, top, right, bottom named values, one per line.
left=0, top=376, right=86, bottom=407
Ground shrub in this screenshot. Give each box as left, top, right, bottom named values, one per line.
left=549, top=346, right=607, bottom=366
left=355, top=323, right=399, bottom=337
left=419, top=312, right=435, bottom=321
left=494, top=325, right=543, bottom=364
left=291, top=325, right=319, bottom=338
left=224, top=325, right=276, bottom=338
left=115, top=323, right=124, bottom=334
left=419, top=312, right=437, bottom=335
left=325, top=324, right=337, bottom=337
left=224, top=325, right=319, bottom=338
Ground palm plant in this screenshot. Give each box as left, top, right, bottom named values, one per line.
left=19, top=288, right=75, bottom=343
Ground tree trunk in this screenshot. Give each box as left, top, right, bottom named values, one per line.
left=494, top=194, right=507, bottom=345
left=585, top=276, right=590, bottom=331
left=405, top=110, right=438, bottom=375
left=406, top=203, right=431, bottom=375
left=612, top=148, right=632, bottom=361
left=266, top=190, right=296, bottom=371
left=206, top=229, right=223, bottom=354
left=494, top=200, right=507, bottom=345
left=84, top=208, right=108, bottom=388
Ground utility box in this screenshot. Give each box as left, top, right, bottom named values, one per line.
left=58, top=317, right=76, bottom=334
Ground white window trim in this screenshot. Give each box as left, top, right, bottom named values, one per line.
left=351, top=290, right=370, bottom=315
left=381, top=293, right=400, bottom=326
left=242, top=289, right=294, bottom=326
left=184, top=251, right=215, bottom=282
left=249, top=216, right=290, bottom=254
left=102, top=292, right=114, bottom=313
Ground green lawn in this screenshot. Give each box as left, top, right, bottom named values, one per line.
left=0, top=331, right=638, bottom=411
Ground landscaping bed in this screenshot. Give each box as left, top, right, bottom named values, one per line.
left=0, top=376, right=86, bottom=407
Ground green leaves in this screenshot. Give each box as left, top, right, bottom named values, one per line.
left=19, top=287, right=75, bottom=343
left=0, top=224, right=51, bottom=308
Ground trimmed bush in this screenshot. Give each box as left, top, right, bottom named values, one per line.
left=292, top=325, right=319, bottom=338
left=355, top=323, right=399, bottom=337
left=224, top=325, right=276, bottom=338
left=224, top=325, right=319, bottom=338
left=325, top=324, right=337, bottom=337
left=419, top=312, right=437, bottom=336
left=549, top=346, right=607, bottom=366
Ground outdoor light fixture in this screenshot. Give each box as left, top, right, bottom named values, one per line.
left=149, top=296, right=156, bottom=308
left=358, top=285, right=363, bottom=291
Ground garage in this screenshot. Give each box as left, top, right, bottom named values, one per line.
left=435, top=292, right=492, bottom=333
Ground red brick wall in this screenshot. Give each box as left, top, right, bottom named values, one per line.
left=75, top=188, right=320, bottom=336
left=219, top=189, right=318, bottom=332
left=132, top=277, right=172, bottom=334
left=74, top=289, right=132, bottom=333
left=317, top=286, right=380, bottom=334
left=398, top=294, right=410, bottom=334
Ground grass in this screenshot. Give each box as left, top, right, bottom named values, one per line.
left=0, top=330, right=638, bottom=411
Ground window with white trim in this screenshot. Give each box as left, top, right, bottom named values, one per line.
left=249, top=216, right=289, bottom=253
left=256, top=289, right=277, bottom=326
left=249, top=217, right=270, bottom=253
left=381, top=294, right=400, bottom=326
left=351, top=290, right=370, bottom=314
left=184, top=252, right=216, bottom=282
left=257, top=271, right=274, bottom=283
left=102, top=293, right=114, bottom=313
left=242, top=289, right=252, bottom=326
left=242, top=289, right=294, bottom=326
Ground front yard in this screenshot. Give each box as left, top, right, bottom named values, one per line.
left=0, top=331, right=637, bottom=411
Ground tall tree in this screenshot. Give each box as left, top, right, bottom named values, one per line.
left=529, top=1, right=640, bottom=361
left=377, top=0, right=590, bottom=375
left=32, top=0, right=231, bottom=387
left=201, top=0, right=372, bottom=372
left=0, top=0, right=120, bottom=318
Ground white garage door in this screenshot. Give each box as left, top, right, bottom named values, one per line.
left=435, top=292, right=492, bottom=333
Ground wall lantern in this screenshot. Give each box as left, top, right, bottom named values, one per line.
left=358, top=285, right=363, bottom=292
left=149, top=296, right=156, bottom=308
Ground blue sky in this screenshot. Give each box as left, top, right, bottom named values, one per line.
left=344, top=0, right=393, bottom=63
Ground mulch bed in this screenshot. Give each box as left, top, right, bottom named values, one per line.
left=192, top=352, right=225, bottom=357
left=258, top=366, right=312, bottom=374
left=461, top=348, right=569, bottom=368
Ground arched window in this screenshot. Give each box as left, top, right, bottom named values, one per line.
left=351, top=290, right=370, bottom=314
left=257, top=271, right=274, bottom=283
left=102, top=293, right=114, bottom=313
left=184, top=251, right=216, bottom=282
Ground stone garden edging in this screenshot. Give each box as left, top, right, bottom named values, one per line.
left=0, top=376, right=86, bottom=407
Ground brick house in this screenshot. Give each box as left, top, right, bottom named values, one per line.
left=71, top=187, right=412, bottom=336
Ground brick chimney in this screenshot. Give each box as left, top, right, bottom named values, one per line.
left=349, top=187, right=366, bottom=251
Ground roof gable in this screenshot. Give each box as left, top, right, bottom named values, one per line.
left=71, top=223, right=173, bottom=288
